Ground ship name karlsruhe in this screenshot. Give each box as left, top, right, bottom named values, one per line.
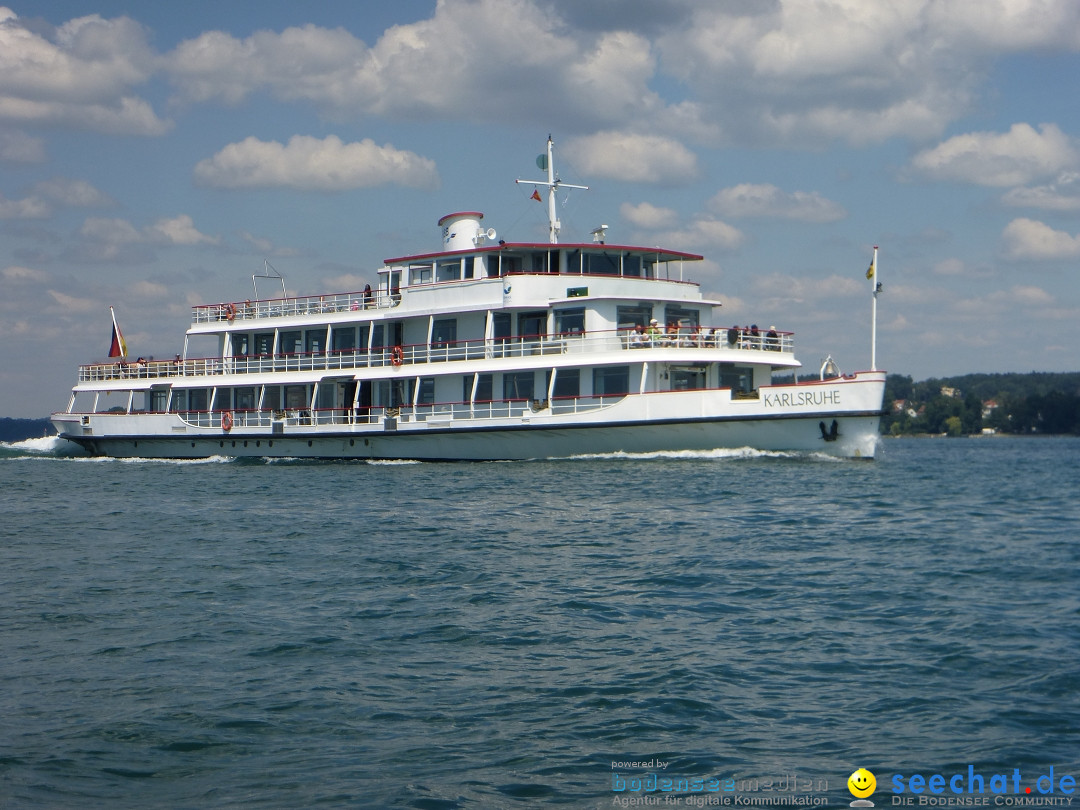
left=761, top=389, right=841, bottom=408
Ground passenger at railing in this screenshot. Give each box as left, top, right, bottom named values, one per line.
left=739, top=326, right=752, bottom=349
left=766, top=326, right=780, bottom=351
left=646, top=318, right=661, bottom=346
left=749, top=324, right=760, bottom=349
left=664, top=321, right=680, bottom=346
left=727, top=327, right=739, bottom=348
left=629, top=325, right=645, bottom=348
left=363, top=283, right=372, bottom=307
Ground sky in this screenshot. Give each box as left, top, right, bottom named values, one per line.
left=2, top=0, right=1079, bottom=417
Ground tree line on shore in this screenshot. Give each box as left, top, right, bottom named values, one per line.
left=880, top=371, right=1080, bottom=436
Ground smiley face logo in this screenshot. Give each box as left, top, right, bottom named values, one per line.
left=848, top=768, right=876, bottom=799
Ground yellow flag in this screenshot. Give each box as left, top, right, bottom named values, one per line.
left=866, top=259, right=875, bottom=280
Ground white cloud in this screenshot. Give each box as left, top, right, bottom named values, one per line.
left=646, top=217, right=745, bottom=253
left=1001, top=171, right=1080, bottom=211
left=911, top=123, right=1078, bottom=187
left=708, top=183, right=846, bottom=222
left=164, top=0, right=684, bottom=132
left=620, top=201, right=679, bottom=230
left=2, top=264, right=49, bottom=283
left=77, top=214, right=219, bottom=250
left=31, top=177, right=113, bottom=207
left=1002, top=217, right=1080, bottom=259
left=0, top=191, right=48, bottom=219
left=0, top=9, right=170, bottom=135
left=79, top=217, right=142, bottom=245
left=933, top=258, right=968, bottom=276
left=0, top=128, right=44, bottom=162
left=564, top=132, right=698, bottom=185
left=146, top=214, right=221, bottom=246
left=655, top=1, right=1080, bottom=146
left=193, top=135, right=439, bottom=191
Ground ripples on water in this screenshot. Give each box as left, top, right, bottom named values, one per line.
left=1, top=437, right=1078, bottom=808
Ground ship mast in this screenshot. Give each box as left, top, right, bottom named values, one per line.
left=516, top=135, right=588, bottom=244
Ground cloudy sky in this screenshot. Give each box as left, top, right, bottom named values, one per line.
left=2, top=0, right=1079, bottom=417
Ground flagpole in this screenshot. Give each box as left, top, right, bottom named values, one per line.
left=870, top=246, right=879, bottom=372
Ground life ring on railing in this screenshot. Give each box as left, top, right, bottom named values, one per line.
left=221, top=411, right=233, bottom=431
left=224, top=303, right=236, bottom=322
left=390, top=345, right=404, bottom=367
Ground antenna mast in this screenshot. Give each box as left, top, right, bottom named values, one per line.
left=516, top=135, right=588, bottom=244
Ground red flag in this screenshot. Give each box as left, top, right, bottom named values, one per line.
left=530, top=188, right=542, bottom=202
left=108, top=306, right=127, bottom=358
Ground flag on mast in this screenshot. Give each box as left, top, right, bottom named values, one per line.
left=108, top=306, right=127, bottom=358
left=530, top=188, right=542, bottom=202
left=866, top=256, right=876, bottom=280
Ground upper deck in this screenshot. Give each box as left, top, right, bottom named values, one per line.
left=192, top=238, right=706, bottom=326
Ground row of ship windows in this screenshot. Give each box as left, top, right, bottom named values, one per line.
left=224, top=305, right=703, bottom=356
left=148, top=365, right=755, bottom=412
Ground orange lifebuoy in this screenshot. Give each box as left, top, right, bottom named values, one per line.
left=391, top=346, right=404, bottom=367
left=225, top=303, right=236, bottom=322
left=221, top=411, right=233, bottom=431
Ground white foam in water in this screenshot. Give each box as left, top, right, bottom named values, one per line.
left=4, top=435, right=87, bottom=456
left=563, top=446, right=808, bottom=461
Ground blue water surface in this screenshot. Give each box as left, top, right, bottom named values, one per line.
left=1, top=437, right=1078, bottom=808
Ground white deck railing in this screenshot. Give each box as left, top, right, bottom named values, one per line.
left=77, top=328, right=793, bottom=383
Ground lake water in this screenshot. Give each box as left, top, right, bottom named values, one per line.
left=1, top=437, right=1078, bottom=808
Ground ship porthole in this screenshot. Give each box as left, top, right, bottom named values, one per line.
left=256, top=441, right=260, bottom=447
left=191, top=442, right=195, bottom=448
left=219, top=441, right=224, bottom=448
left=133, top=441, right=138, bottom=448
left=350, top=439, right=355, bottom=446
left=231, top=440, right=236, bottom=448
left=243, top=441, right=248, bottom=447
left=268, top=440, right=273, bottom=447
left=308, top=440, right=313, bottom=447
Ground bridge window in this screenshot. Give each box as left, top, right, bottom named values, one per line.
left=593, top=366, right=629, bottom=396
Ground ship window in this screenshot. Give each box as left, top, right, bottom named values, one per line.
left=671, top=368, right=706, bottom=391
left=503, top=371, right=534, bottom=401
left=255, top=332, right=274, bottom=356
left=418, top=378, right=435, bottom=405
left=231, top=333, right=250, bottom=356
left=666, top=306, right=700, bottom=328
left=376, top=379, right=412, bottom=408
left=436, top=260, right=460, bottom=282
left=465, top=374, right=493, bottom=402
left=279, top=330, right=302, bottom=356
left=554, top=307, right=585, bottom=335
left=235, top=387, right=256, bottom=410
left=518, top=311, right=546, bottom=338
left=584, top=252, right=619, bottom=275
left=432, top=318, right=457, bottom=348
left=150, top=388, right=168, bottom=412
left=410, top=264, right=433, bottom=285
left=617, top=306, right=652, bottom=330
left=718, top=364, right=753, bottom=394
left=188, top=389, right=208, bottom=412
left=285, top=385, right=308, bottom=409
left=264, top=386, right=280, bottom=410
left=305, top=330, right=324, bottom=354
left=593, top=366, right=629, bottom=396
left=552, top=368, right=580, bottom=399
left=623, top=254, right=642, bottom=277
left=332, top=326, right=356, bottom=352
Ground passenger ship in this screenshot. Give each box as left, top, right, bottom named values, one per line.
left=51, top=138, right=886, bottom=460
